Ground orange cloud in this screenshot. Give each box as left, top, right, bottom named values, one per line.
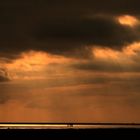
left=93, top=47, right=121, bottom=60
left=92, top=42, right=140, bottom=65
left=117, top=15, right=139, bottom=27
left=1, top=51, right=76, bottom=80
left=1, top=42, right=140, bottom=81
left=123, top=42, right=140, bottom=56
left=6, top=51, right=72, bottom=71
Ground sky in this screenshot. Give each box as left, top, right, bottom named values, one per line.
left=0, top=0, right=140, bottom=123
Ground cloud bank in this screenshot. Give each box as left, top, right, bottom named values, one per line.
left=1, top=0, right=140, bottom=59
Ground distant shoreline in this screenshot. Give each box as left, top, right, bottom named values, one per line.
left=0, top=122, right=140, bottom=129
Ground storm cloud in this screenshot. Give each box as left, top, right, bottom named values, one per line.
left=1, top=0, right=140, bottom=59
left=33, top=16, right=139, bottom=49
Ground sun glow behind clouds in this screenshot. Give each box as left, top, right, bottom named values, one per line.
left=92, top=42, right=140, bottom=65
left=117, top=15, right=139, bottom=27
left=1, top=42, right=140, bottom=81
left=3, top=51, right=74, bottom=80
left=7, top=51, right=71, bottom=71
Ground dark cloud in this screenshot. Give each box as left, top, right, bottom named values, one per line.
left=1, top=15, right=140, bottom=59
left=0, top=0, right=140, bottom=59
left=72, top=60, right=140, bottom=73
left=33, top=16, right=139, bottom=50
left=0, top=68, right=10, bottom=82
left=0, top=75, right=9, bottom=82
left=42, top=0, right=140, bottom=16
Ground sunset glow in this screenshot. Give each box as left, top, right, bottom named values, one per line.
left=0, top=0, right=140, bottom=126
left=93, top=47, right=121, bottom=60
left=1, top=51, right=75, bottom=80
left=6, top=51, right=72, bottom=71
left=118, top=15, right=139, bottom=27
